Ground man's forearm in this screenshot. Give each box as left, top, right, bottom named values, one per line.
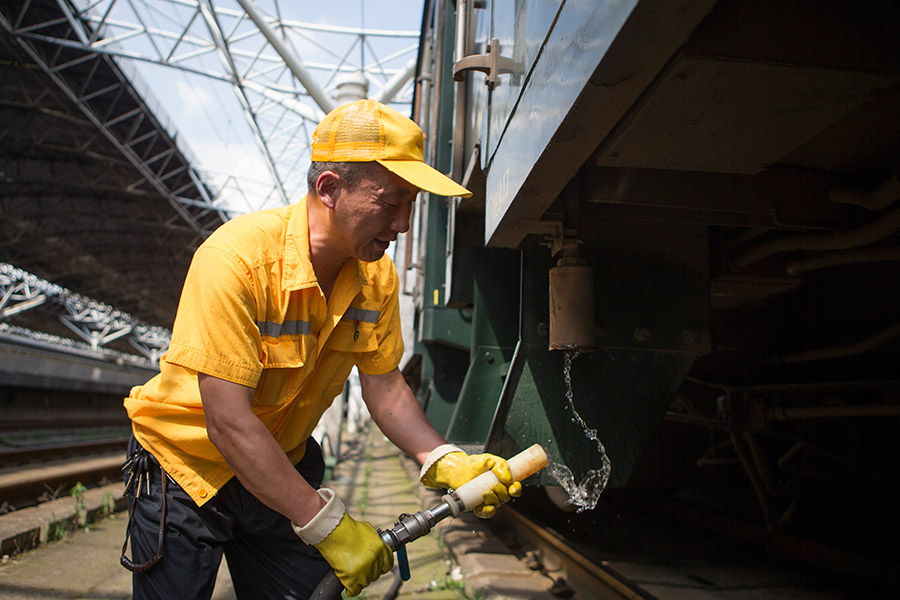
left=359, top=368, right=446, bottom=465
left=199, top=373, right=325, bottom=526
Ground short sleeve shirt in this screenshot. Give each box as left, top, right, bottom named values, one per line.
left=123, top=197, right=404, bottom=505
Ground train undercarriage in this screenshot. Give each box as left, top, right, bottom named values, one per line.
left=404, top=0, right=900, bottom=591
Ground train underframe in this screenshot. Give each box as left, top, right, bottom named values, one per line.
left=404, top=0, right=900, bottom=588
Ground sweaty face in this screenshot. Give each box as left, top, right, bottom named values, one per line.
left=332, top=165, right=418, bottom=262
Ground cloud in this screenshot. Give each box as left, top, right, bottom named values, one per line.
left=190, top=140, right=286, bottom=213
left=193, top=140, right=268, bottom=182
left=174, top=80, right=214, bottom=119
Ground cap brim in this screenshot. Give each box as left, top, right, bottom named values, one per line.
left=378, top=160, right=472, bottom=198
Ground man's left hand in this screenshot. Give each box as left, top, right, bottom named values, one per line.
left=420, top=447, right=522, bottom=518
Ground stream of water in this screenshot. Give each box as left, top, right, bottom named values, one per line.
left=549, top=350, right=612, bottom=512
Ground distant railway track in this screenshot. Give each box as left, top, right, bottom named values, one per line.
left=0, top=418, right=129, bottom=430
left=0, top=438, right=129, bottom=466
left=0, top=437, right=127, bottom=511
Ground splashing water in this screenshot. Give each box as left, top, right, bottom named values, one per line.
left=547, top=461, right=607, bottom=513
left=551, top=350, right=612, bottom=512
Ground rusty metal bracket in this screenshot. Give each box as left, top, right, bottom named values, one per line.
left=453, top=37, right=514, bottom=90
left=515, top=220, right=580, bottom=256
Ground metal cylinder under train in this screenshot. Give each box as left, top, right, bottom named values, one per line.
left=402, top=0, right=900, bottom=584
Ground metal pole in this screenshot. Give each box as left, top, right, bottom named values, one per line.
left=235, top=0, right=337, bottom=114
left=199, top=0, right=290, bottom=206
left=374, top=58, right=417, bottom=104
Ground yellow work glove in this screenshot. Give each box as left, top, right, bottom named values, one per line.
left=292, top=489, right=393, bottom=596
left=420, top=445, right=523, bottom=518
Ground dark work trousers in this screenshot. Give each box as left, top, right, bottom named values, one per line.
left=124, top=436, right=332, bottom=600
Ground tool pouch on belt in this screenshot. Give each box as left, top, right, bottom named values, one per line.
left=120, top=438, right=167, bottom=573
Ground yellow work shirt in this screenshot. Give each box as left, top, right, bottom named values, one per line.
left=124, top=196, right=404, bottom=505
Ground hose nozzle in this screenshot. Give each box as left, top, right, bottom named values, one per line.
left=442, top=444, right=549, bottom=516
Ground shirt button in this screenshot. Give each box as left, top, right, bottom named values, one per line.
left=199, top=489, right=208, bottom=498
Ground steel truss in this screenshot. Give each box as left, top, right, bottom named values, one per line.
left=0, top=0, right=419, bottom=363
left=0, top=262, right=170, bottom=363
left=5, top=0, right=420, bottom=213
left=1, top=0, right=229, bottom=236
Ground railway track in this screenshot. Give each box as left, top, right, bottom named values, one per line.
left=502, top=510, right=655, bottom=600
left=495, top=508, right=653, bottom=600
left=498, top=491, right=898, bottom=599
left=0, top=418, right=129, bottom=430
left=0, top=437, right=127, bottom=511
left=0, top=438, right=129, bottom=466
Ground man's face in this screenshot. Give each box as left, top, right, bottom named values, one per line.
left=331, top=165, right=418, bottom=262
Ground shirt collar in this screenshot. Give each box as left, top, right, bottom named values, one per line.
left=283, top=195, right=369, bottom=292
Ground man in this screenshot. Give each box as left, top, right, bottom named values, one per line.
left=121, top=99, right=521, bottom=599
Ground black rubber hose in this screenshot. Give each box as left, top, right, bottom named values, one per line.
left=310, top=568, right=403, bottom=600
left=310, top=571, right=344, bottom=600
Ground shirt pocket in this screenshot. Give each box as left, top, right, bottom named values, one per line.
left=255, top=335, right=313, bottom=407
left=312, top=322, right=376, bottom=403
left=326, top=319, right=378, bottom=353
left=261, top=338, right=304, bottom=368
left=260, top=319, right=317, bottom=369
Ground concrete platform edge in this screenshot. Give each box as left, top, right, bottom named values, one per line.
left=0, top=481, right=127, bottom=558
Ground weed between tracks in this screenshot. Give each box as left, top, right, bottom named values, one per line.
left=426, top=566, right=486, bottom=600
left=45, top=484, right=119, bottom=544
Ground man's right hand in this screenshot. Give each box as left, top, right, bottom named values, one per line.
left=315, top=511, right=393, bottom=596
left=291, top=488, right=392, bottom=596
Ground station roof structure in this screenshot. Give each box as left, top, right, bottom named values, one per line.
left=0, top=0, right=420, bottom=361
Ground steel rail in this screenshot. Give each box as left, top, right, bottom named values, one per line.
left=0, top=418, right=129, bottom=430
left=496, top=508, right=654, bottom=600
left=0, top=438, right=129, bottom=466
left=0, top=451, right=125, bottom=510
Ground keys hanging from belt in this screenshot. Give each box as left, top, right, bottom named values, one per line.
left=123, top=446, right=153, bottom=498
left=120, top=443, right=167, bottom=573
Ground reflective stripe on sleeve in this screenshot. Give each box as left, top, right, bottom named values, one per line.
left=257, top=319, right=311, bottom=337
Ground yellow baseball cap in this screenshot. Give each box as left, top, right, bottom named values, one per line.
left=310, top=99, right=472, bottom=198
